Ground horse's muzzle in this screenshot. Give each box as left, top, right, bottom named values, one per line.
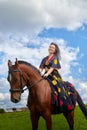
left=11, top=97, right=20, bottom=103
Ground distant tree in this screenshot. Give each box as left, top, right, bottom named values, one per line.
left=0, top=108, right=5, bottom=113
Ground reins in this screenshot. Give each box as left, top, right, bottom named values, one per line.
left=8, top=66, right=45, bottom=93
left=24, top=77, right=44, bottom=91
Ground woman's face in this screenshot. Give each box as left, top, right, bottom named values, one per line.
left=48, top=44, right=56, bottom=55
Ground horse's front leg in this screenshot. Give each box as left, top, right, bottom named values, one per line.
left=30, top=111, right=40, bottom=130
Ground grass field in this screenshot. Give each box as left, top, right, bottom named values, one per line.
left=0, top=106, right=87, bottom=130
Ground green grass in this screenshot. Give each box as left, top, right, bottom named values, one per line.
left=0, top=106, right=87, bottom=130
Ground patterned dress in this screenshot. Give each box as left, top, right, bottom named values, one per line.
left=40, top=55, right=76, bottom=112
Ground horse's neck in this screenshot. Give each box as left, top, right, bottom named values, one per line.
left=25, top=66, right=41, bottom=87
left=24, top=66, right=51, bottom=101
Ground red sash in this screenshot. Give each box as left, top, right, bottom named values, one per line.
left=45, top=56, right=54, bottom=65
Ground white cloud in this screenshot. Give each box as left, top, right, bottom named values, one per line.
left=59, top=42, right=80, bottom=77
left=0, top=93, right=9, bottom=100
left=0, top=0, right=87, bottom=35
left=77, top=81, right=87, bottom=103
left=0, top=36, right=80, bottom=76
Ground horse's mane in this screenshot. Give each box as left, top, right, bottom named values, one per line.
left=18, top=60, right=40, bottom=74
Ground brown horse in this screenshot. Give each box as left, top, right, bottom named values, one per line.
left=7, top=58, right=87, bottom=130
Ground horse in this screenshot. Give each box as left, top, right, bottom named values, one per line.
left=7, top=58, right=87, bottom=130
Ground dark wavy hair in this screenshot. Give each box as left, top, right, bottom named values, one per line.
left=50, top=42, right=61, bottom=59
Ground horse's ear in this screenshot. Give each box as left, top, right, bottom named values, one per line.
left=8, top=60, right=12, bottom=67
left=15, top=58, right=19, bottom=67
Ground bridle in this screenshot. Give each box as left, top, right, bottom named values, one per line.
left=8, top=67, right=26, bottom=93
left=8, top=67, right=44, bottom=93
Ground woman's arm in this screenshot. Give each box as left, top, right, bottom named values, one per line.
left=43, top=67, right=54, bottom=77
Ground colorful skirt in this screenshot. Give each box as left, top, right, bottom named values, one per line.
left=46, top=70, right=76, bottom=112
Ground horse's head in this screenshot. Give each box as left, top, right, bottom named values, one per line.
left=7, top=58, right=26, bottom=103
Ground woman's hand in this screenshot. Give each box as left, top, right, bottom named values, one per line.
left=43, top=73, right=49, bottom=78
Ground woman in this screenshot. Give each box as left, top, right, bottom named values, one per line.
left=39, top=42, right=61, bottom=77
left=39, top=42, right=76, bottom=112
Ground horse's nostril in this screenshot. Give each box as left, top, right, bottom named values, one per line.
left=11, top=98, right=19, bottom=103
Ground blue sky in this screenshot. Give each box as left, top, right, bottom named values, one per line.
left=0, top=0, right=87, bottom=109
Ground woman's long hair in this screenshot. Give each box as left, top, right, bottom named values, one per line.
left=50, top=42, right=61, bottom=59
